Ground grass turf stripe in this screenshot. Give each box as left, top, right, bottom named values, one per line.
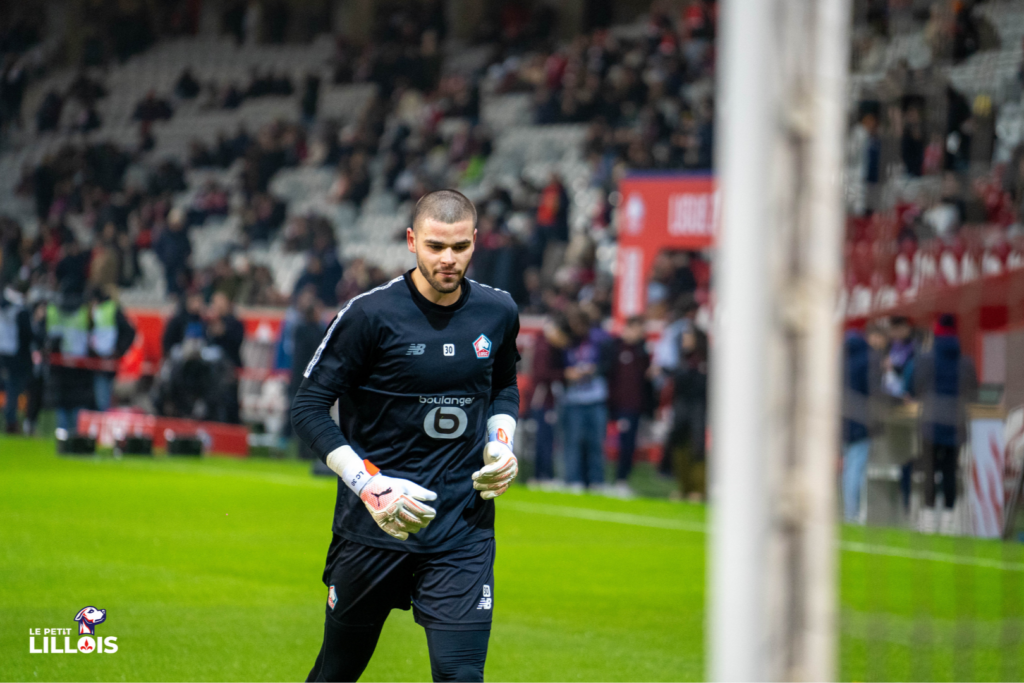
left=504, top=500, right=1024, bottom=573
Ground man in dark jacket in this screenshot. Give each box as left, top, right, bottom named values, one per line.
left=206, top=292, right=245, bottom=423
left=840, top=325, right=885, bottom=522
left=914, top=314, right=978, bottom=534
left=667, top=327, right=708, bottom=501
left=289, top=291, right=325, bottom=459
left=0, top=282, right=32, bottom=433
left=607, top=315, right=651, bottom=495
left=162, top=291, right=206, bottom=358
left=153, top=212, right=192, bottom=295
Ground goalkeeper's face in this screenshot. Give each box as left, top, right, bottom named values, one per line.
left=407, top=218, right=477, bottom=295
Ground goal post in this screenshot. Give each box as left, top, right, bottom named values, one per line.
left=710, top=0, right=851, bottom=680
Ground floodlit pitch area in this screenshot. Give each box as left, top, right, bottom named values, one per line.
left=0, top=436, right=1020, bottom=682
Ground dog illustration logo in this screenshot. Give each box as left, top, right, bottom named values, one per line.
left=74, top=607, right=106, bottom=635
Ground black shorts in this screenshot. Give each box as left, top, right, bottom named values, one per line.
left=322, top=534, right=495, bottom=631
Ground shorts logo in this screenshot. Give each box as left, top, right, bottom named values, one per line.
left=443, top=343, right=455, bottom=356
left=473, top=335, right=491, bottom=359
left=406, top=344, right=426, bottom=356
left=328, top=586, right=337, bottom=610
left=29, top=607, right=118, bottom=654
left=477, top=585, right=492, bottom=610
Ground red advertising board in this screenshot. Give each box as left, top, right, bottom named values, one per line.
left=615, top=174, right=718, bottom=320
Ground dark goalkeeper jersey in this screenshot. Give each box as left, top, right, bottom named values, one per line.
left=302, top=270, right=521, bottom=553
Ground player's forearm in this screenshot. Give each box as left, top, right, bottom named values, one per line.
left=290, top=377, right=349, bottom=463
left=489, top=382, right=520, bottom=420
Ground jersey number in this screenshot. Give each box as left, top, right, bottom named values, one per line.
left=424, top=407, right=468, bottom=439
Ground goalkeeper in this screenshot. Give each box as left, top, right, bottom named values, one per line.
left=291, top=190, right=520, bottom=683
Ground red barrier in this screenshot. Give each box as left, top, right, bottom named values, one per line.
left=76, top=409, right=249, bottom=456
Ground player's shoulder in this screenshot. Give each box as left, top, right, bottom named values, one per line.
left=468, top=279, right=518, bottom=317
left=335, top=275, right=406, bottom=319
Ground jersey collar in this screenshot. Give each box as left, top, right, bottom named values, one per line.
left=403, top=269, right=471, bottom=315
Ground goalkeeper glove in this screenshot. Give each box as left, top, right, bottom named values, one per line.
left=326, top=445, right=437, bottom=540
left=472, top=414, right=518, bottom=500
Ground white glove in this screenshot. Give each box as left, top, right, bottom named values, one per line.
left=326, top=445, right=437, bottom=540
left=472, top=415, right=518, bottom=500
left=358, top=473, right=437, bottom=540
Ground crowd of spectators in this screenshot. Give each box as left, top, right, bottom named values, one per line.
left=486, top=2, right=716, bottom=176
left=842, top=1, right=1024, bottom=296
left=841, top=313, right=977, bottom=534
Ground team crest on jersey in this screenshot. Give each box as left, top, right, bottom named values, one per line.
left=328, top=586, right=337, bottom=610
left=473, top=335, right=491, bottom=359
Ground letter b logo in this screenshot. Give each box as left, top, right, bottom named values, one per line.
left=424, top=407, right=467, bottom=439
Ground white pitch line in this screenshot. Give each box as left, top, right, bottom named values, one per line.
left=838, top=541, right=1024, bottom=573
left=502, top=500, right=708, bottom=533
left=503, top=500, right=1024, bottom=572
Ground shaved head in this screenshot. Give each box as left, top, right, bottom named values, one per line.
left=412, top=189, right=477, bottom=231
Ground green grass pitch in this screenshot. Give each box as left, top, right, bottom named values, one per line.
left=0, top=435, right=1021, bottom=681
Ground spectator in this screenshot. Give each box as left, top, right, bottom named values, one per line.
left=666, top=328, right=708, bottom=502
left=132, top=90, right=173, bottom=123
left=22, top=301, right=47, bottom=436
left=841, top=324, right=884, bottom=523
left=561, top=305, right=611, bottom=493
left=35, top=90, right=63, bottom=133
left=884, top=316, right=916, bottom=399
left=606, top=315, right=652, bottom=496
left=0, top=281, right=31, bottom=433
left=914, top=314, right=978, bottom=534
left=527, top=315, right=569, bottom=486
left=154, top=323, right=232, bottom=421
left=55, top=240, right=90, bottom=294
left=533, top=173, right=570, bottom=283
left=46, top=288, right=93, bottom=433
left=206, top=291, right=244, bottom=424
left=88, top=286, right=136, bottom=412
left=175, top=67, right=200, bottom=99
left=88, top=223, right=121, bottom=292
left=162, top=291, right=206, bottom=358
left=301, top=73, right=320, bottom=124
left=206, top=291, right=244, bottom=369
left=293, top=253, right=342, bottom=307
left=153, top=210, right=192, bottom=295
left=289, top=289, right=324, bottom=458
left=900, top=104, right=925, bottom=177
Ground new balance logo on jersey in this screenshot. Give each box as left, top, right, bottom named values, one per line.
left=477, top=584, right=492, bottom=610
left=406, top=344, right=426, bottom=356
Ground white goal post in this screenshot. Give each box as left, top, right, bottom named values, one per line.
left=710, top=0, right=851, bottom=680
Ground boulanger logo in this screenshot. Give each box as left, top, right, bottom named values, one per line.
left=419, top=395, right=474, bottom=406
left=29, top=607, right=119, bottom=654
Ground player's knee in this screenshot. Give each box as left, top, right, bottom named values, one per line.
left=426, top=629, right=489, bottom=682
left=431, top=661, right=483, bottom=682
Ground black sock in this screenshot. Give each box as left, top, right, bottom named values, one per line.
left=425, top=628, right=491, bottom=682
